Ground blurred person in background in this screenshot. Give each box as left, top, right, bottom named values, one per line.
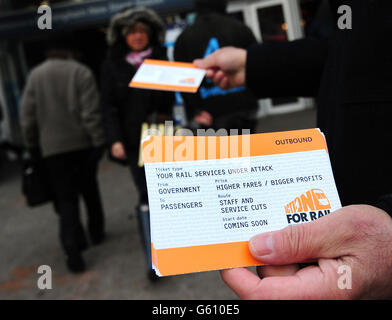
left=100, top=7, right=173, bottom=279
left=101, top=7, right=173, bottom=208
left=20, top=37, right=106, bottom=273
left=174, top=0, right=259, bottom=134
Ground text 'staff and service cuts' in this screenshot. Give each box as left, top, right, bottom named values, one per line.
left=142, top=129, right=341, bottom=276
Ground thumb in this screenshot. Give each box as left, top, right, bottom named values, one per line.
left=249, top=208, right=355, bottom=265
left=194, top=51, right=219, bottom=70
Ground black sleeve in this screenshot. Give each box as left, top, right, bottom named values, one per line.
left=246, top=38, right=329, bottom=99
left=151, top=89, right=174, bottom=116
left=174, top=33, right=202, bottom=119
left=238, top=25, right=258, bottom=49
left=100, top=60, right=123, bottom=146
left=174, top=33, right=188, bottom=62
left=149, top=50, right=175, bottom=117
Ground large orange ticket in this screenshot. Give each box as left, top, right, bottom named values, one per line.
left=142, top=129, right=341, bottom=277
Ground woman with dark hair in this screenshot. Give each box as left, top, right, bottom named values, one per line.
left=100, top=7, right=173, bottom=278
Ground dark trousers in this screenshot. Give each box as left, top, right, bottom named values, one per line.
left=126, top=149, right=151, bottom=270
left=45, top=148, right=105, bottom=257
left=126, top=150, right=148, bottom=205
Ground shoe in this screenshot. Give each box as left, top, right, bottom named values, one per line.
left=66, top=254, right=86, bottom=274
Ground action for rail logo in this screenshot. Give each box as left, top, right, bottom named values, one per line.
left=285, top=189, right=332, bottom=225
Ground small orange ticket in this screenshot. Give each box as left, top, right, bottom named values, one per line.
left=129, top=59, right=206, bottom=93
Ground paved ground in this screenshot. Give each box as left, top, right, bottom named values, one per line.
left=0, top=108, right=316, bottom=300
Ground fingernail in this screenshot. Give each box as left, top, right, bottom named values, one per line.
left=249, top=233, right=274, bottom=258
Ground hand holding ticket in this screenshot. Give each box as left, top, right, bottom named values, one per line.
left=129, top=59, right=206, bottom=93
left=193, top=47, right=247, bottom=90
left=142, top=129, right=342, bottom=277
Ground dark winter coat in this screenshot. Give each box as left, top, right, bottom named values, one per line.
left=21, top=58, right=105, bottom=157
left=246, top=0, right=392, bottom=207
left=101, top=8, right=174, bottom=149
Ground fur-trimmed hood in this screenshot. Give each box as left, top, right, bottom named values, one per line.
left=107, top=7, right=166, bottom=47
